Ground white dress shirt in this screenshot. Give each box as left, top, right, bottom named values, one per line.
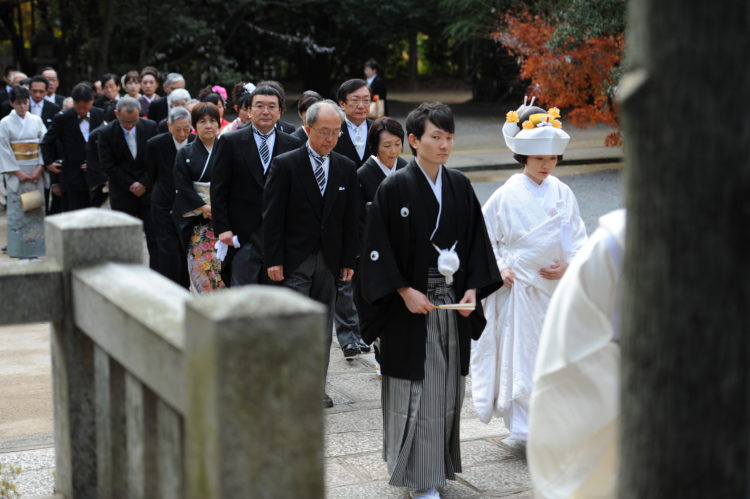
left=79, top=114, right=91, bottom=142
left=345, top=118, right=367, bottom=160
left=252, top=126, right=276, bottom=172
left=306, top=142, right=330, bottom=195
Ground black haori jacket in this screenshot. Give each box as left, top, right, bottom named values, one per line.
left=359, top=160, right=502, bottom=380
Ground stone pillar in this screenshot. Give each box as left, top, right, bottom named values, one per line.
left=184, top=286, right=327, bottom=499
left=46, top=209, right=143, bottom=498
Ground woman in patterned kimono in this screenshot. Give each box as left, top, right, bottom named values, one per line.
left=173, top=102, right=224, bottom=293
left=0, top=86, right=48, bottom=258
left=470, top=99, right=587, bottom=450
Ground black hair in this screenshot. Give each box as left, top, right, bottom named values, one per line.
left=297, top=90, right=323, bottom=115
left=198, top=86, right=225, bottom=106
left=30, top=75, right=50, bottom=90
left=9, top=86, right=29, bottom=103
left=364, top=58, right=381, bottom=73
left=4, top=66, right=18, bottom=78
left=367, top=117, right=404, bottom=152
left=237, top=93, right=253, bottom=110
left=512, top=106, right=546, bottom=132
left=405, top=102, right=455, bottom=155
left=256, top=80, right=286, bottom=111
left=140, top=66, right=159, bottom=81
left=100, top=73, right=119, bottom=87
left=249, top=85, right=283, bottom=108
left=71, top=82, right=95, bottom=102
left=336, top=78, right=369, bottom=104
left=19, top=77, right=31, bottom=87
left=122, top=70, right=140, bottom=85
left=191, top=102, right=221, bottom=127
left=513, top=153, right=564, bottom=165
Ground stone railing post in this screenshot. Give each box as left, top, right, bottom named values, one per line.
left=45, top=208, right=143, bottom=497
left=184, top=286, right=327, bottom=499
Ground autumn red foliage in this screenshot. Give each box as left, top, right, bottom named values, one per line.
left=496, top=11, right=624, bottom=146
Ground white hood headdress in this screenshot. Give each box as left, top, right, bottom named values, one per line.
left=502, top=96, right=570, bottom=156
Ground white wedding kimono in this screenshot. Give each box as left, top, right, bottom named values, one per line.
left=528, top=209, right=624, bottom=499
left=470, top=173, right=587, bottom=440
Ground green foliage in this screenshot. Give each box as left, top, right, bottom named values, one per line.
left=0, top=463, right=22, bottom=499
left=549, top=0, right=626, bottom=48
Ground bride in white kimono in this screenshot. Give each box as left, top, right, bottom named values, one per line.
left=471, top=99, right=587, bottom=446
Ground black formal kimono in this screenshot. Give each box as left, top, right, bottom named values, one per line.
left=360, top=160, right=502, bottom=380
left=144, top=132, right=195, bottom=287
left=173, top=139, right=224, bottom=293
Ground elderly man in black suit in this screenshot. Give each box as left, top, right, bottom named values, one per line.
left=147, top=73, right=185, bottom=124
left=41, top=67, right=65, bottom=107
left=211, top=84, right=302, bottom=286
left=264, top=100, right=360, bottom=408
left=42, top=82, right=104, bottom=211
left=144, top=106, right=195, bottom=286
left=98, top=96, right=158, bottom=267
left=28, top=75, right=61, bottom=127
left=330, top=78, right=375, bottom=358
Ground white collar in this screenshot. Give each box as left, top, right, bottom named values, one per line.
left=372, top=155, right=397, bottom=177
left=366, top=75, right=376, bottom=86
left=345, top=118, right=366, bottom=131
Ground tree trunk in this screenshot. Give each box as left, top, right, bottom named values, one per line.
left=96, top=0, right=115, bottom=76
left=618, top=0, right=750, bottom=497
left=407, top=30, right=418, bottom=91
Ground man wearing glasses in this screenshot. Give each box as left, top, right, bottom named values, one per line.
left=211, top=85, right=302, bottom=286
left=264, top=100, right=360, bottom=408
left=332, top=79, right=375, bottom=359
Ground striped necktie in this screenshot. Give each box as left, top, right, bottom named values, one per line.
left=311, top=151, right=326, bottom=195
left=254, top=128, right=271, bottom=168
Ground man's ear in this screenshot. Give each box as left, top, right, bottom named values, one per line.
left=407, top=133, right=419, bottom=151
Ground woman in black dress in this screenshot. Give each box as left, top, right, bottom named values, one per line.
left=172, top=102, right=225, bottom=293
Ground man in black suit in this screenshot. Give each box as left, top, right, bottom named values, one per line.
left=147, top=73, right=185, bottom=124
left=98, top=96, right=158, bottom=267
left=144, top=106, right=195, bottom=286
left=41, top=67, right=66, bottom=107
left=212, top=85, right=302, bottom=286
left=331, top=78, right=375, bottom=357
left=28, top=75, right=61, bottom=127
left=85, top=123, right=109, bottom=208
left=42, top=82, right=104, bottom=211
left=264, top=100, right=360, bottom=408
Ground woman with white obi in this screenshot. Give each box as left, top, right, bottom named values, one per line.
left=0, top=86, right=48, bottom=258
left=470, top=98, right=588, bottom=450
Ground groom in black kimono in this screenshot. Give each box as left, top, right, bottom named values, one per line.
left=359, top=102, right=501, bottom=498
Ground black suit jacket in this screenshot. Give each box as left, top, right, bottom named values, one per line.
left=144, top=132, right=196, bottom=209
left=98, top=118, right=158, bottom=211
left=263, top=146, right=360, bottom=276
left=147, top=97, right=168, bottom=123
left=50, top=94, right=66, bottom=107
left=276, top=120, right=296, bottom=134
left=85, top=125, right=109, bottom=189
left=38, top=100, right=61, bottom=127
left=290, top=126, right=308, bottom=143
left=211, top=127, right=302, bottom=244
left=334, top=119, right=372, bottom=168
left=41, top=107, right=105, bottom=193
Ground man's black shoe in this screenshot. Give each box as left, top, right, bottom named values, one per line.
left=324, top=393, right=334, bottom=408
left=356, top=338, right=371, bottom=353
left=342, top=343, right=360, bottom=358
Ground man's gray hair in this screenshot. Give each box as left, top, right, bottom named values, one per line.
left=306, top=99, right=345, bottom=127
left=164, top=73, right=185, bottom=88
left=168, top=88, right=191, bottom=106
left=168, top=106, right=191, bottom=124
left=116, top=96, right=141, bottom=113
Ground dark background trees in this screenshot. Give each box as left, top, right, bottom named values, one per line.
left=0, top=0, right=625, bottom=113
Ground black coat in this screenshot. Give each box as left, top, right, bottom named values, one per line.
left=147, top=97, right=168, bottom=123
left=334, top=119, right=372, bottom=168
left=276, top=120, right=296, bottom=134
left=211, top=127, right=302, bottom=244
left=172, top=140, right=214, bottom=247
left=360, top=160, right=502, bottom=380
left=263, top=145, right=360, bottom=276
left=290, top=126, right=308, bottom=143
left=41, top=107, right=105, bottom=193
left=85, top=124, right=109, bottom=189
left=144, top=132, right=196, bottom=209
left=50, top=94, right=66, bottom=107
left=98, top=118, right=158, bottom=212
left=34, top=99, right=61, bottom=127
left=369, top=75, right=387, bottom=101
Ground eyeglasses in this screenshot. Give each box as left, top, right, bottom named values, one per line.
left=253, top=103, right=279, bottom=111
left=309, top=127, right=343, bottom=138
left=347, top=97, right=371, bottom=105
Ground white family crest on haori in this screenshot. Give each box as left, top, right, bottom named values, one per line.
left=502, top=96, right=570, bottom=156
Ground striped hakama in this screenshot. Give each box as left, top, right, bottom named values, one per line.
left=382, top=270, right=464, bottom=489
